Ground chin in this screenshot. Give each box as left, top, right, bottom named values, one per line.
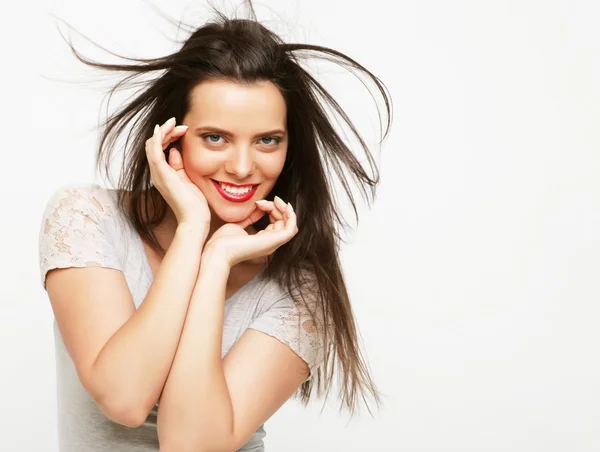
left=211, top=202, right=256, bottom=224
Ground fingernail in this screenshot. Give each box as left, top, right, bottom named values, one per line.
left=154, top=124, right=160, bottom=135
left=164, top=117, right=176, bottom=126
left=256, top=200, right=268, bottom=204
left=288, top=202, right=294, bottom=211
left=275, top=195, right=284, bottom=203
left=174, top=125, right=188, bottom=130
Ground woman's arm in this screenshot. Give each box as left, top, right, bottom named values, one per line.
left=46, top=222, right=207, bottom=427
left=156, top=254, right=235, bottom=449
left=157, top=212, right=310, bottom=452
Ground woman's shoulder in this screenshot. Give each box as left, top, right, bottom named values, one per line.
left=41, top=183, right=120, bottom=221
left=255, top=266, right=321, bottom=319
left=38, top=183, right=128, bottom=286
left=244, top=266, right=328, bottom=378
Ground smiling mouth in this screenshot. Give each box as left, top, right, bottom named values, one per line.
left=211, top=179, right=259, bottom=202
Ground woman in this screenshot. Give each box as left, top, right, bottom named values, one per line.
left=38, top=3, right=391, bottom=451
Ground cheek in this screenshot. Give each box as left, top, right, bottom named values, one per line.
left=181, top=147, right=217, bottom=177
left=260, top=150, right=288, bottom=180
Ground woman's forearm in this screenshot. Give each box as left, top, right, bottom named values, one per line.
left=91, top=223, right=208, bottom=425
left=157, top=253, right=235, bottom=451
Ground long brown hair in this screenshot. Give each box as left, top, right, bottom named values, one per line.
left=57, top=2, right=392, bottom=416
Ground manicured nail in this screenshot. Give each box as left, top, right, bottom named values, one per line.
left=288, top=202, right=294, bottom=211
left=164, top=117, right=176, bottom=126
left=174, top=125, right=188, bottom=130
left=256, top=200, right=268, bottom=204
left=154, top=124, right=160, bottom=135
left=275, top=195, right=284, bottom=204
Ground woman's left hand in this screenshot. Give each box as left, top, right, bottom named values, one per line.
left=203, top=196, right=298, bottom=268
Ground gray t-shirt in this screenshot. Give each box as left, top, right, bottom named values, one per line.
left=38, top=183, right=324, bottom=452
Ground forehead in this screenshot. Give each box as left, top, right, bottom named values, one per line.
left=185, top=79, right=287, bottom=131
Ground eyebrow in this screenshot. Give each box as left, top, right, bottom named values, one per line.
left=194, top=126, right=287, bottom=138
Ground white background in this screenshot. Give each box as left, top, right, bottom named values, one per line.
left=1, top=0, right=599, bottom=450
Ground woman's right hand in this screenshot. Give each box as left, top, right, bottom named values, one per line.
left=145, top=118, right=210, bottom=228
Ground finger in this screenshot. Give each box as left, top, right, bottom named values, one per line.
left=168, top=148, right=183, bottom=171
left=239, top=207, right=296, bottom=261
left=233, top=205, right=266, bottom=229
left=255, top=200, right=274, bottom=211
left=156, top=119, right=177, bottom=154
left=284, top=202, right=298, bottom=234
left=246, top=206, right=267, bottom=225
left=271, top=199, right=286, bottom=221
left=256, top=200, right=283, bottom=221
left=160, top=117, right=176, bottom=135
left=148, top=124, right=165, bottom=164
left=156, top=125, right=171, bottom=163
left=273, top=196, right=288, bottom=216
left=162, top=125, right=188, bottom=147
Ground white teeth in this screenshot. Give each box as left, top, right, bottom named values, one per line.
left=219, top=182, right=253, bottom=195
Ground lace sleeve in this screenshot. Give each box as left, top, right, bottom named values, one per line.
left=38, top=184, right=123, bottom=290
left=248, top=280, right=328, bottom=380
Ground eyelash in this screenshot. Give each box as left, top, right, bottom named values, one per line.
left=202, top=134, right=282, bottom=147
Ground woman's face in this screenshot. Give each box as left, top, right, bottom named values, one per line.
left=180, top=79, right=288, bottom=224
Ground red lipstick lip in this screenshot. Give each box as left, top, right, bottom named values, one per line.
left=212, top=180, right=258, bottom=203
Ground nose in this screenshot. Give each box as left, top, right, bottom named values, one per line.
left=225, top=146, right=255, bottom=180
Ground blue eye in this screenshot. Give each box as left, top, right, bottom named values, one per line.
left=207, top=134, right=222, bottom=143
left=260, top=137, right=281, bottom=145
